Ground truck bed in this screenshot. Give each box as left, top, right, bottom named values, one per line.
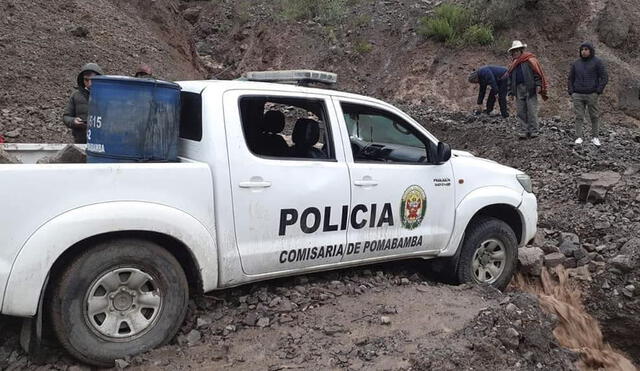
left=0, top=144, right=215, bottom=311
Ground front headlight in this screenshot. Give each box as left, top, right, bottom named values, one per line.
left=517, top=174, right=533, bottom=193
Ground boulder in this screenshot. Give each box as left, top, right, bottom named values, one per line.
left=0, top=147, right=21, bottom=164
left=185, top=329, right=201, bottom=346
left=4, top=129, right=20, bottom=138
left=499, top=327, right=520, bottom=349
left=36, top=144, right=86, bottom=164
left=518, top=247, right=544, bottom=276
left=256, top=317, right=270, bottom=328
left=573, top=248, right=588, bottom=260
left=620, top=238, right=640, bottom=259
left=563, top=257, right=577, bottom=269
left=559, top=240, right=580, bottom=258
left=577, top=171, right=621, bottom=204
left=560, top=232, right=580, bottom=245
left=597, top=3, right=630, bottom=48
left=610, top=255, right=633, bottom=272
left=183, top=7, right=201, bottom=24
left=544, top=252, right=566, bottom=268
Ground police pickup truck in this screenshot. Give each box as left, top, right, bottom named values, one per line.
left=0, top=70, right=536, bottom=366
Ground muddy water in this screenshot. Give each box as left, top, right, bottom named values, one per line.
left=515, top=268, right=637, bottom=371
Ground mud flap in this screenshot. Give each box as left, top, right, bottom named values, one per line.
left=20, top=274, right=48, bottom=363
left=424, top=233, right=465, bottom=283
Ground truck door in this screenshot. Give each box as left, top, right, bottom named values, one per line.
left=224, top=91, right=350, bottom=275
left=333, top=97, right=455, bottom=262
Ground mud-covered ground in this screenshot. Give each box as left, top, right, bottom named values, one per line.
left=0, top=262, right=578, bottom=370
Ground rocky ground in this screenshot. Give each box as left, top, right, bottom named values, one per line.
left=411, top=105, right=640, bottom=362
left=0, top=262, right=579, bottom=371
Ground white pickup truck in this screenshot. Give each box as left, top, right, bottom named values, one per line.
left=0, top=71, right=537, bottom=366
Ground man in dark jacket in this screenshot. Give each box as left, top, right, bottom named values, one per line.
left=62, top=63, right=104, bottom=143
left=568, top=42, right=608, bottom=146
left=468, top=65, right=509, bottom=118
left=506, top=40, right=549, bottom=139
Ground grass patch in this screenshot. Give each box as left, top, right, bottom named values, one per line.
left=433, top=3, right=471, bottom=33
left=418, top=17, right=454, bottom=42
left=354, top=40, right=373, bottom=54
left=461, top=24, right=494, bottom=45
left=418, top=3, right=496, bottom=46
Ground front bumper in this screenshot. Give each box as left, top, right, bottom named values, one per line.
left=518, top=191, right=538, bottom=246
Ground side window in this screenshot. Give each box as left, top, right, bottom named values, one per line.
left=239, top=96, right=334, bottom=160
left=342, top=102, right=429, bottom=164
left=179, top=92, right=202, bottom=141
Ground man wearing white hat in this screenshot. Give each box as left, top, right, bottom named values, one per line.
left=504, top=40, right=549, bottom=139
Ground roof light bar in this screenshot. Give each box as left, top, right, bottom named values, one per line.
left=244, top=70, right=338, bottom=86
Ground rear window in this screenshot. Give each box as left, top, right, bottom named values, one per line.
left=179, top=92, right=202, bottom=141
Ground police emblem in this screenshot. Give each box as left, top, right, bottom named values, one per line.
left=400, top=185, right=427, bottom=230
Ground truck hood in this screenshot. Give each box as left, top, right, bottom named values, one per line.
left=452, top=149, right=475, bottom=158
left=452, top=149, right=502, bottom=165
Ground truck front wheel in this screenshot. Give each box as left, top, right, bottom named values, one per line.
left=456, top=217, right=518, bottom=290
left=50, top=239, right=189, bottom=367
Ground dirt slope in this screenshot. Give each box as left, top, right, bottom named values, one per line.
left=0, top=0, right=203, bottom=143
left=1, top=0, right=639, bottom=143
left=188, top=0, right=640, bottom=126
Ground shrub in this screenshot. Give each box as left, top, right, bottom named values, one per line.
left=461, top=24, right=494, bottom=45
left=354, top=40, right=373, bottom=54
left=418, top=3, right=496, bottom=47
left=418, top=16, right=455, bottom=42
left=434, top=3, right=471, bottom=34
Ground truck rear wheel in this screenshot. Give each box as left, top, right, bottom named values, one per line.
left=50, top=239, right=188, bottom=367
left=456, top=217, right=518, bottom=290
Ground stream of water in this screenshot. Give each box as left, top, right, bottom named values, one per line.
left=515, top=267, right=637, bottom=371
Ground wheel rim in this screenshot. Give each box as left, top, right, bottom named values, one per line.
left=471, top=238, right=506, bottom=284
left=84, top=267, right=162, bottom=340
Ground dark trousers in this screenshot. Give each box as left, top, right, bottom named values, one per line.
left=486, top=81, right=508, bottom=117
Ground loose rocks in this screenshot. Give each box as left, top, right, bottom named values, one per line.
left=577, top=171, right=621, bottom=204
left=37, top=144, right=86, bottom=164
left=518, top=246, right=544, bottom=276
left=0, top=147, right=21, bottom=164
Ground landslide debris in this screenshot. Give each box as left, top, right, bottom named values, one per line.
left=0, top=263, right=577, bottom=370
left=410, top=107, right=640, bottom=363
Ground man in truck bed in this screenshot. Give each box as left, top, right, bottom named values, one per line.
left=62, top=63, right=103, bottom=144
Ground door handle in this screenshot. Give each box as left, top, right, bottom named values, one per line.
left=239, top=180, right=272, bottom=188
left=354, top=179, right=378, bottom=187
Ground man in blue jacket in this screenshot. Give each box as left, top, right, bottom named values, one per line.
left=568, top=42, right=608, bottom=146
left=469, top=65, right=509, bottom=118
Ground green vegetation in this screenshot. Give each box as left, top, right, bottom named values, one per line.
left=354, top=40, right=373, bottom=54
left=418, top=17, right=454, bottom=42
left=433, top=3, right=471, bottom=33
left=461, top=24, right=494, bottom=45
left=418, top=3, right=496, bottom=47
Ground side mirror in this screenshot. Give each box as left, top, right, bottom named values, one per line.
left=437, top=142, right=451, bottom=164
left=427, top=141, right=451, bottom=164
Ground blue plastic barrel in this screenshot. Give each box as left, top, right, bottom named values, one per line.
left=86, top=76, right=181, bottom=163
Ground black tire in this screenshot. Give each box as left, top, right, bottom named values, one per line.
left=50, top=239, right=189, bottom=367
left=455, top=217, right=518, bottom=291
